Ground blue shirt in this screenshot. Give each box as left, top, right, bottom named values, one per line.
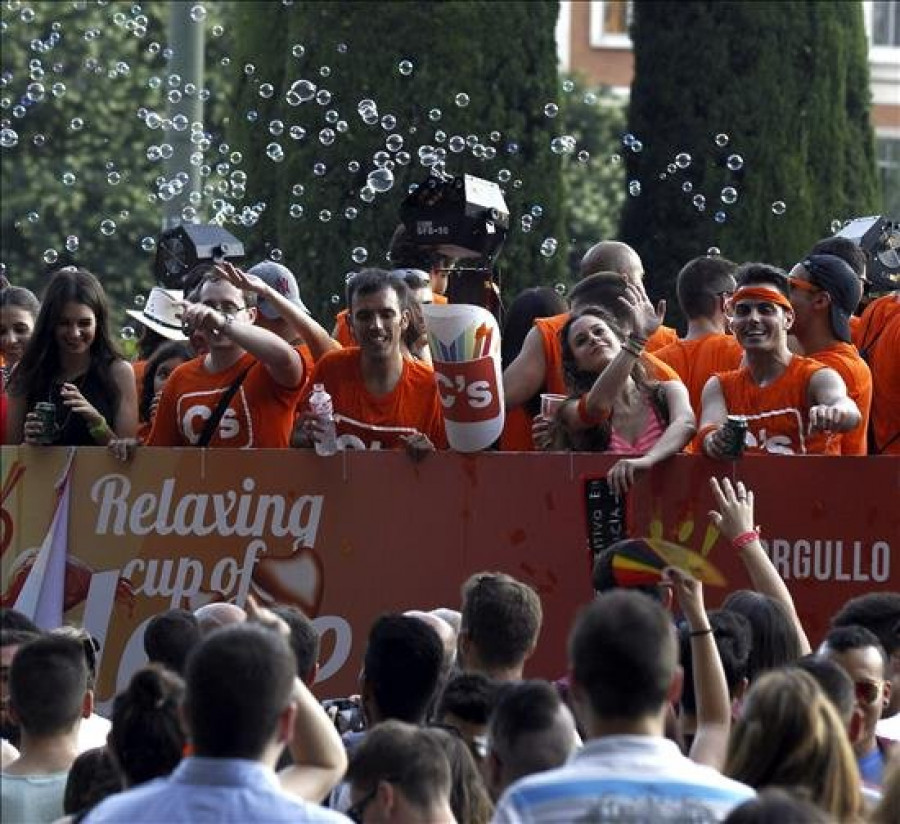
left=858, top=745, right=885, bottom=787
left=83, top=757, right=349, bottom=823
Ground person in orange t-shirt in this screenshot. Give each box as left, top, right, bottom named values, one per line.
left=787, top=254, right=871, bottom=455
left=654, top=256, right=743, bottom=417
left=856, top=292, right=900, bottom=455
left=147, top=266, right=305, bottom=448
left=699, top=264, right=861, bottom=458
left=299, top=270, right=445, bottom=455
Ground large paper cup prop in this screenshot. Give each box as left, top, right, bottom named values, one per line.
left=424, top=304, right=505, bottom=452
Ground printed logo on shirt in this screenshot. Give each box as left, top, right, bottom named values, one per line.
left=177, top=387, right=254, bottom=447
left=333, top=415, right=419, bottom=451
left=742, top=407, right=807, bottom=455
left=433, top=356, right=501, bottom=424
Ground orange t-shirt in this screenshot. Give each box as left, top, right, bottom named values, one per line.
left=646, top=325, right=678, bottom=353
left=132, top=359, right=148, bottom=406
left=499, top=405, right=537, bottom=451
left=303, top=348, right=447, bottom=450
left=432, top=294, right=449, bottom=305
left=333, top=310, right=354, bottom=348
left=855, top=294, right=900, bottom=455
left=807, top=342, right=872, bottom=455
left=716, top=355, right=837, bottom=455
left=654, top=334, right=743, bottom=417
left=849, top=314, right=862, bottom=348
left=147, top=352, right=303, bottom=448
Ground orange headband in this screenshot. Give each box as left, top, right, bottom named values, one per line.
left=729, top=286, right=793, bottom=312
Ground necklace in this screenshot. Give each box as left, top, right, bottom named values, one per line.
left=48, top=373, right=86, bottom=434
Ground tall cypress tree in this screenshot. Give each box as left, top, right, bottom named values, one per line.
left=620, top=1, right=879, bottom=326
left=224, top=0, right=565, bottom=319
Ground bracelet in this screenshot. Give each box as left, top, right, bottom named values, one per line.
left=689, top=627, right=713, bottom=637
left=731, top=529, right=761, bottom=551
left=621, top=340, right=643, bottom=358
left=89, top=421, right=110, bottom=442
left=577, top=394, right=611, bottom=426
left=628, top=332, right=648, bottom=347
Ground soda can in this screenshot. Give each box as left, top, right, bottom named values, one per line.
left=721, top=415, right=748, bottom=458
left=32, top=401, right=59, bottom=445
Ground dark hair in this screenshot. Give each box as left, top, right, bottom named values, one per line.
left=63, top=747, right=122, bottom=816
left=388, top=224, right=450, bottom=271
left=501, top=287, right=566, bottom=370
left=592, top=542, right=666, bottom=601
left=9, top=635, right=88, bottom=736
left=460, top=573, right=543, bottom=671
left=143, top=609, right=201, bottom=676
left=430, top=727, right=493, bottom=824
left=569, top=590, right=676, bottom=719
left=364, top=614, right=444, bottom=724
left=136, top=327, right=166, bottom=361
left=831, top=593, right=900, bottom=657
left=271, top=605, right=320, bottom=682
left=810, top=236, right=868, bottom=281
left=723, top=787, right=833, bottom=824
left=569, top=272, right=630, bottom=318
left=676, top=256, right=738, bottom=319
left=347, top=720, right=452, bottom=811
left=823, top=624, right=888, bottom=668
left=0, top=286, right=40, bottom=317
left=734, top=263, right=789, bottom=296
left=8, top=268, right=124, bottom=412
left=679, top=609, right=752, bottom=715
left=721, top=590, right=803, bottom=681
left=184, top=623, right=296, bottom=759
left=109, top=664, right=185, bottom=786
left=346, top=267, right=411, bottom=313
left=794, top=655, right=856, bottom=725
left=195, top=268, right=258, bottom=309
left=139, top=341, right=193, bottom=423
left=0, top=608, right=41, bottom=633
left=488, top=679, right=573, bottom=780
left=436, top=672, right=500, bottom=726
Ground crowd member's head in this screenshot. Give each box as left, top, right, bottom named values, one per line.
left=143, top=608, right=201, bottom=676
left=578, top=240, right=644, bottom=283
left=725, top=668, right=861, bottom=821
left=63, top=746, right=122, bottom=817
left=0, top=609, right=40, bottom=633
left=345, top=269, right=412, bottom=363
left=794, top=655, right=863, bottom=746
left=568, top=272, right=630, bottom=320
left=388, top=223, right=456, bottom=297
left=722, top=787, right=834, bottom=824
left=787, top=254, right=862, bottom=345
left=435, top=672, right=499, bottom=765
left=501, top=287, right=567, bottom=371
left=109, top=664, right=185, bottom=786
left=569, top=590, right=680, bottom=736
left=9, top=635, right=91, bottom=742
left=405, top=609, right=457, bottom=674
left=458, top=572, right=543, bottom=681
left=1, top=628, right=41, bottom=744
left=124, top=286, right=188, bottom=360
left=246, top=261, right=310, bottom=339
left=361, top=614, right=444, bottom=726
left=346, top=720, right=454, bottom=824
left=271, top=605, right=320, bottom=684
left=139, top=341, right=193, bottom=424
left=831, top=592, right=900, bottom=716
left=193, top=602, right=246, bottom=635
left=0, top=285, right=40, bottom=371
left=50, top=626, right=100, bottom=694
left=722, top=590, right=803, bottom=682
left=486, top=679, right=577, bottom=800
left=675, top=255, right=737, bottom=322
left=591, top=541, right=673, bottom=607
left=810, top=235, right=868, bottom=285
left=819, top=625, right=891, bottom=758
left=727, top=263, right=794, bottom=356
left=183, top=623, right=296, bottom=764
left=189, top=269, right=259, bottom=355
left=429, top=726, right=493, bottom=824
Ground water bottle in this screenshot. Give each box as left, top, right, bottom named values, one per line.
left=308, top=383, right=338, bottom=456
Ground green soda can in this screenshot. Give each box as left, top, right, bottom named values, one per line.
left=32, top=401, right=59, bottom=445
left=721, top=415, right=748, bottom=458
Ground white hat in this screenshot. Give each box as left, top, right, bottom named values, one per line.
left=125, top=287, right=188, bottom=340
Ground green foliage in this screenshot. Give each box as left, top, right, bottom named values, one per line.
left=620, top=0, right=880, bottom=327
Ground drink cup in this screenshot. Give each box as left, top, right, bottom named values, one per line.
left=540, top=393, right=568, bottom=418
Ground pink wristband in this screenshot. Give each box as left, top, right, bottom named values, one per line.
left=731, top=530, right=760, bottom=550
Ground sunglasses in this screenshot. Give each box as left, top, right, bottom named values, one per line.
left=346, top=786, right=377, bottom=824
left=855, top=679, right=883, bottom=706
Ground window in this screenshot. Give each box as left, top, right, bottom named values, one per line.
left=872, top=1, right=900, bottom=48
left=589, top=1, right=633, bottom=48
left=876, top=136, right=900, bottom=217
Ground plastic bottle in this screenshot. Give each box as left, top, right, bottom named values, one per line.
left=308, top=383, right=338, bottom=456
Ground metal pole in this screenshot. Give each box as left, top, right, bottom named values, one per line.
left=162, top=2, right=205, bottom=230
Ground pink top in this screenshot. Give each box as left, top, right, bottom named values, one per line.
left=607, top=405, right=665, bottom=455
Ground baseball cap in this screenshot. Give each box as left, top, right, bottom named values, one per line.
left=125, top=286, right=188, bottom=341
left=247, top=261, right=310, bottom=319
left=800, top=254, right=863, bottom=344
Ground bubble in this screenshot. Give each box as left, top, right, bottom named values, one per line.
left=667, top=163, right=677, bottom=174
left=543, top=102, right=558, bottom=118
left=189, top=4, right=207, bottom=21
left=523, top=216, right=534, bottom=231
left=212, top=24, right=224, bottom=36
left=771, top=200, right=786, bottom=216
left=244, top=63, right=256, bottom=76
left=319, top=209, right=332, bottom=222
left=140, top=236, right=155, bottom=251
left=448, top=136, right=465, bottom=153
left=315, top=89, right=332, bottom=105
left=336, top=120, right=349, bottom=133
left=1, top=127, right=18, bottom=148
left=69, top=117, right=84, bottom=131
left=830, top=219, right=843, bottom=233
left=51, top=82, right=65, bottom=97
left=325, top=109, right=339, bottom=124
left=562, top=79, right=575, bottom=92
left=359, top=186, right=376, bottom=203
left=133, top=294, right=146, bottom=309
left=630, top=140, right=643, bottom=153
left=395, top=151, right=410, bottom=166
left=287, top=79, right=316, bottom=104
left=512, top=179, right=523, bottom=189
left=715, top=133, right=729, bottom=147
left=714, top=211, right=727, bottom=224
left=65, top=235, right=79, bottom=252
left=540, top=238, right=558, bottom=258
left=609, top=153, right=621, bottom=165
left=266, top=142, right=284, bottom=162
left=42, top=248, right=58, bottom=264
left=291, top=183, right=305, bottom=196
left=347, top=160, right=361, bottom=173
left=367, top=167, right=394, bottom=192
left=398, top=59, right=413, bottom=76
left=554, top=282, right=567, bottom=296
left=380, top=114, right=397, bottom=131
left=628, top=180, right=642, bottom=197
left=319, top=127, right=335, bottom=146
left=292, top=44, right=305, bottom=58
left=100, top=219, right=117, bottom=236
left=336, top=43, right=348, bottom=54
left=550, top=136, right=575, bottom=154
left=428, top=108, right=442, bottom=121
left=289, top=125, right=306, bottom=140
left=455, top=92, right=470, bottom=107
left=270, top=248, right=283, bottom=262
left=246, top=110, right=258, bottom=123
left=386, top=134, right=404, bottom=152
left=682, top=181, right=693, bottom=193
left=692, top=194, right=706, bottom=211
left=622, top=133, right=635, bottom=147
left=707, top=247, right=721, bottom=256
left=531, top=205, right=543, bottom=218
left=120, top=326, right=136, bottom=341
left=319, top=66, right=331, bottom=78
left=62, top=171, right=76, bottom=185
left=258, top=83, right=274, bottom=99
left=342, top=206, right=357, bottom=220
left=726, top=154, right=744, bottom=172
left=577, top=150, right=590, bottom=163
left=720, top=186, right=738, bottom=205
left=497, top=168, right=511, bottom=183
left=351, top=247, right=368, bottom=264
left=313, top=162, right=327, bottom=176
left=330, top=294, right=341, bottom=305
left=675, top=152, right=691, bottom=169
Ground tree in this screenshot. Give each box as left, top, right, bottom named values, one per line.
left=223, top=0, right=566, bottom=320
left=620, top=1, right=880, bottom=328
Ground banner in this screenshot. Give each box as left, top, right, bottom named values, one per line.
left=1, top=447, right=897, bottom=708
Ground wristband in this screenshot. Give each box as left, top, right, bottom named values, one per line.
left=621, top=341, right=643, bottom=358
left=577, top=394, right=610, bottom=426
left=89, top=421, right=110, bottom=442
left=628, top=332, right=648, bottom=347
left=689, top=628, right=713, bottom=637
left=731, top=529, right=761, bottom=551
left=696, top=424, right=719, bottom=454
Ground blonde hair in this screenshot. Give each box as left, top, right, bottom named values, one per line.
left=725, top=668, right=862, bottom=821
